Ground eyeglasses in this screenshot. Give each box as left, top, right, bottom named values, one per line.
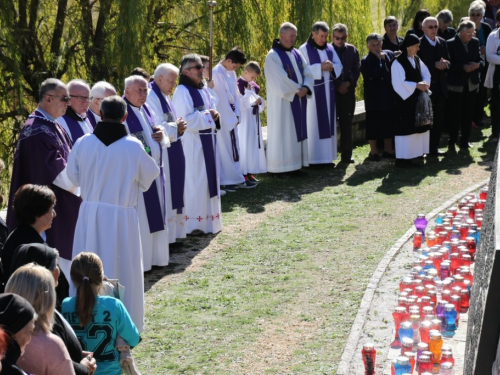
left=91, top=97, right=104, bottom=101
left=46, top=94, right=71, bottom=102
left=187, top=65, right=205, bottom=71
left=426, top=25, right=438, bottom=29
left=70, top=95, right=90, bottom=102
left=334, top=36, right=347, bottom=41
left=470, top=13, right=482, bottom=17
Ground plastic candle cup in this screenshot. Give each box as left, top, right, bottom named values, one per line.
left=361, top=342, right=376, bottom=375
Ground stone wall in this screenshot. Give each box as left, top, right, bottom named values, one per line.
left=464, top=146, right=499, bottom=375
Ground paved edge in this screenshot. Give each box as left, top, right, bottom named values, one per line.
left=335, top=178, right=491, bottom=375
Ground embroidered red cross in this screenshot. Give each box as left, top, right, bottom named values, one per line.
left=216, top=213, right=220, bottom=219
left=197, top=216, right=203, bottom=222
left=184, top=215, right=189, bottom=221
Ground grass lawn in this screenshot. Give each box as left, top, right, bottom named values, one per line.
left=135, top=124, right=495, bottom=374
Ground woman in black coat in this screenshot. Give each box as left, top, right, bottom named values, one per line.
left=406, top=9, right=431, bottom=38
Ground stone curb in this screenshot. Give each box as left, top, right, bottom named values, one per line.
left=335, top=177, right=491, bottom=375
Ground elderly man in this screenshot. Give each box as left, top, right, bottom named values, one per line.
left=87, top=81, right=117, bottom=127
left=68, top=96, right=159, bottom=332
left=147, top=63, right=188, bottom=251
left=265, top=22, right=313, bottom=174
left=446, top=20, right=484, bottom=153
left=298, top=21, right=342, bottom=166
left=418, top=16, right=450, bottom=156
left=7, top=78, right=82, bottom=281
left=172, top=54, right=222, bottom=234
left=332, top=23, right=360, bottom=165
left=57, top=79, right=93, bottom=145
left=382, top=16, right=404, bottom=53
left=123, top=75, right=170, bottom=271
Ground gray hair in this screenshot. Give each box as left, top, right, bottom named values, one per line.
left=124, top=75, right=148, bottom=89
left=279, top=22, right=297, bottom=34
left=312, top=21, right=329, bottom=33
left=90, top=81, right=116, bottom=99
left=100, top=96, right=127, bottom=121
left=180, top=54, right=202, bottom=74
left=366, top=33, right=383, bottom=44
left=38, top=78, right=66, bottom=103
left=49, top=249, right=59, bottom=272
left=422, top=17, right=438, bottom=27
left=332, top=23, right=348, bottom=35
left=458, top=20, right=475, bottom=32
left=154, top=63, right=180, bottom=80
left=436, top=9, right=453, bottom=23
left=469, top=2, right=485, bottom=16
left=67, top=79, right=90, bottom=94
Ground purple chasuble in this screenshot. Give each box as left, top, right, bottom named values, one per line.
left=304, top=42, right=336, bottom=139
left=182, top=84, right=218, bottom=199
left=272, top=47, right=308, bottom=142
left=6, top=110, right=82, bottom=260
left=150, top=82, right=186, bottom=213
left=124, top=100, right=166, bottom=234
left=237, top=78, right=262, bottom=148
left=86, top=109, right=98, bottom=129
left=62, top=114, right=86, bottom=145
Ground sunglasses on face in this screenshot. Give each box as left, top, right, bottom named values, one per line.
left=470, top=13, right=482, bottom=17
left=426, top=25, right=438, bottom=29
left=187, top=65, right=205, bottom=71
left=47, top=94, right=71, bottom=102
left=334, top=36, right=347, bottom=41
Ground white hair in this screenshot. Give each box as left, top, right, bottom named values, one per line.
left=279, top=22, right=297, bottom=34
left=422, top=17, right=438, bottom=27
left=90, top=81, right=116, bottom=99
left=469, top=1, right=486, bottom=15
left=154, top=63, right=180, bottom=80
left=67, top=79, right=90, bottom=93
left=124, top=75, right=149, bottom=89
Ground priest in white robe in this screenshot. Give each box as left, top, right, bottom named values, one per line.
left=87, top=81, right=117, bottom=128
left=299, top=22, right=342, bottom=165
left=68, top=96, right=159, bottom=332
left=212, top=48, right=253, bottom=188
left=57, top=79, right=93, bottom=145
left=147, top=63, right=188, bottom=244
left=265, top=22, right=314, bottom=173
left=391, top=34, right=432, bottom=168
left=172, top=54, right=222, bottom=234
left=124, top=75, right=170, bottom=271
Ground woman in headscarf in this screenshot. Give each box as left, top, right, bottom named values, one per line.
left=7, top=244, right=96, bottom=375
left=391, top=34, right=432, bottom=167
left=0, top=293, right=36, bottom=375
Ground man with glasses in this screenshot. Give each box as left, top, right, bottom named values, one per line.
left=146, top=63, right=188, bottom=266
left=7, top=78, right=82, bottom=284
left=57, top=79, right=93, bottom=145
left=123, top=75, right=170, bottom=271
left=87, top=81, right=117, bottom=128
left=332, top=23, right=360, bottom=165
left=418, top=17, right=450, bottom=156
left=172, top=54, right=222, bottom=235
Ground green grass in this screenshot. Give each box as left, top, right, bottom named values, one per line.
left=136, top=125, right=494, bottom=374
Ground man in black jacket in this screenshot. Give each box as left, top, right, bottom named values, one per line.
left=418, top=16, right=450, bottom=156
left=445, top=21, right=484, bottom=153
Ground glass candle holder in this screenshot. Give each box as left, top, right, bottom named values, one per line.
left=436, top=213, right=445, bottom=224
left=443, top=303, right=457, bottom=337
left=404, top=351, right=416, bottom=374
left=440, top=361, right=455, bottom=375
left=399, top=321, right=414, bottom=342
left=393, top=306, right=409, bottom=342
left=415, top=214, right=428, bottom=237
left=419, top=320, right=432, bottom=344
left=429, top=330, right=443, bottom=364
left=361, top=342, right=376, bottom=375
left=413, top=231, right=423, bottom=250
left=440, top=351, right=455, bottom=367
left=417, top=355, right=432, bottom=374
left=401, top=337, right=413, bottom=356
left=441, top=290, right=451, bottom=302
left=394, top=356, right=411, bottom=375
left=479, top=186, right=488, bottom=200
left=460, top=289, right=470, bottom=312
left=427, top=234, right=437, bottom=247
left=450, top=295, right=461, bottom=326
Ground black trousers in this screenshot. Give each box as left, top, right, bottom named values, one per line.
left=429, top=91, right=446, bottom=153
left=446, top=87, right=476, bottom=148
left=335, top=88, right=356, bottom=161
left=491, top=66, right=500, bottom=137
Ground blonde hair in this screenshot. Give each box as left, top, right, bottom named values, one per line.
left=5, top=263, right=56, bottom=333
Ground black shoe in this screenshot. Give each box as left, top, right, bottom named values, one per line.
left=446, top=146, right=457, bottom=156
left=221, top=185, right=237, bottom=192
left=428, top=150, right=446, bottom=156
left=169, top=241, right=184, bottom=249
left=459, top=142, right=473, bottom=149
left=368, top=152, right=381, bottom=161
left=395, top=159, right=407, bottom=168
left=340, top=158, right=355, bottom=164
left=382, top=151, right=396, bottom=159
left=247, top=174, right=260, bottom=183
left=237, top=179, right=257, bottom=189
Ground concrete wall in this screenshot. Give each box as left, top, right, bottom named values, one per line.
left=464, top=145, right=499, bottom=375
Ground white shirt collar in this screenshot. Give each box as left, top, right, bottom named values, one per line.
left=424, top=35, right=437, bottom=46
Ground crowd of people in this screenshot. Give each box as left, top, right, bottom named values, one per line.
left=0, top=0, right=497, bottom=373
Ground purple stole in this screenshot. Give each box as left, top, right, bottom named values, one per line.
left=237, top=78, right=262, bottom=148
left=228, top=104, right=240, bottom=162
left=86, top=109, right=98, bottom=129
left=150, top=82, right=186, bottom=213
left=62, top=115, right=86, bottom=144
left=182, top=84, right=218, bottom=199
left=272, top=47, right=308, bottom=142
left=304, top=42, right=336, bottom=139
left=124, top=100, right=166, bottom=234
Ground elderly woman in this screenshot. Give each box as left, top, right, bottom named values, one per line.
left=484, top=9, right=500, bottom=143
left=406, top=9, right=431, bottom=38
left=469, top=1, right=492, bottom=126
left=8, top=244, right=96, bottom=375
left=437, top=9, right=457, bottom=40
left=382, top=16, right=403, bottom=53
left=0, top=184, right=69, bottom=305
left=5, top=264, right=75, bottom=375
left=361, top=33, right=396, bottom=160
left=391, top=34, right=432, bottom=167
left=0, top=293, right=36, bottom=375
left=446, top=21, right=484, bottom=152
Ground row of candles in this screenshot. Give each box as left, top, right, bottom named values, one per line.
left=361, top=186, right=488, bottom=375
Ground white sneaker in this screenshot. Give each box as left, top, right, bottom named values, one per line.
left=220, top=189, right=227, bottom=196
